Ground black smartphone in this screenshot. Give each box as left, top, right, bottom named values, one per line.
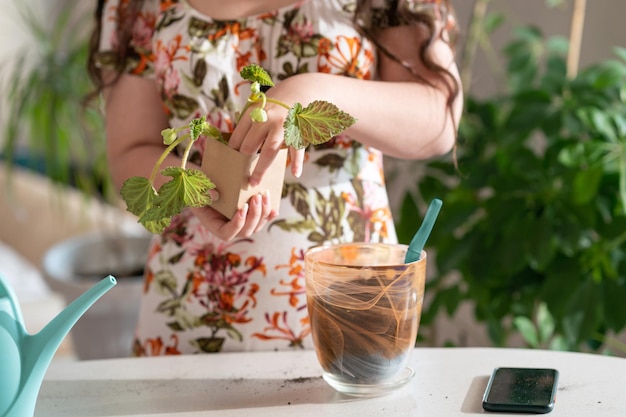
left=482, top=367, right=559, bottom=414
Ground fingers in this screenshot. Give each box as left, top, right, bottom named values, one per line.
left=289, top=147, right=304, bottom=178
left=208, top=188, right=220, bottom=202
left=236, top=194, right=263, bottom=236
left=191, top=206, right=246, bottom=242
left=191, top=191, right=275, bottom=241
left=226, top=117, right=250, bottom=152
left=228, top=103, right=290, bottom=187
left=249, top=142, right=282, bottom=187
left=254, top=190, right=275, bottom=233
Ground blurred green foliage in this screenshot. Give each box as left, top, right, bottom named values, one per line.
left=399, top=18, right=626, bottom=352
left=1, top=2, right=113, bottom=202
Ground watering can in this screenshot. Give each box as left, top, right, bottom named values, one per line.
left=0, top=273, right=116, bottom=417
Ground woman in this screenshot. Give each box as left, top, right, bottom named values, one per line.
left=88, top=0, right=462, bottom=355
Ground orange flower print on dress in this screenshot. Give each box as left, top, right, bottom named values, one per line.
left=272, top=248, right=307, bottom=310
left=142, top=237, right=269, bottom=353
left=134, top=334, right=181, bottom=357
left=187, top=241, right=265, bottom=325
left=252, top=248, right=310, bottom=346
left=318, top=35, right=374, bottom=79
left=252, top=311, right=310, bottom=348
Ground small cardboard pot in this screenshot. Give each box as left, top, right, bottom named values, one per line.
left=201, top=139, right=288, bottom=219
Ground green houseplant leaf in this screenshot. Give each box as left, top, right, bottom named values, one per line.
left=120, top=177, right=156, bottom=218
left=240, top=64, right=275, bottom=87
left=284, top=100, right=357, bottom=149
left=152, top=167, right=215, bottom=215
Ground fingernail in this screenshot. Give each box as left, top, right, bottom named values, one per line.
left=209, top=189, right=220, bottom=201
left=292, top=165, right=302, bottom=178
left=240, top=203, right=249, bottom=217
left=248, top=176, right=259, bottom=187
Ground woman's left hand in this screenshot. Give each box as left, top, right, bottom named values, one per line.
left=226, top=75, right=321, bottom=186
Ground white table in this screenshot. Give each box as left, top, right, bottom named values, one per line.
left=36, top=347, right=625, bottom=416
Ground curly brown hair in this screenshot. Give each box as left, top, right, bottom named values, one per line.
left=87, top=0, right=459, bottom=112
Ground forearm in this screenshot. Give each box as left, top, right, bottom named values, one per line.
left=103, top=73, right=185, bottom=191
left=274, top=72, right=462, bottom=160
left=107, top=142, right=188, bottom=191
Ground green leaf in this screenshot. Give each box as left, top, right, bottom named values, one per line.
left=548, top=335, right=570, bottom=351
left=563, top=281, right=601, bottom=344
left=483, top=12, right=505, bottom=34
left=536, top=303, right=556, bottom=345
left=138, top=213, right=172, bottom=235
left=240, top=64, right=275, bottom=87
left=614, top=46, right=626, bottom=63
left=189, top=116, right=209, bottom=141
left=525, top=215, right=556, bottom=271
left=397, top=193, right=420, bottom=245
left=120, top=176, right=157, bottom=217
left=572, top=165, right=603, bottom=205
left=547, top=36, right=570, bottom=56
left=601, top=278, right=626, bottom=331
left=153, top=167, right=215, bottom=216
left=283, top=100, right=356, bottom=149
left=545, top=0, right=565, bottom=7
left=136, top=167, right=215, bottom=234
left=514, top=316, right=539, bottom=347
left=513, top=26, right=543, bottom=42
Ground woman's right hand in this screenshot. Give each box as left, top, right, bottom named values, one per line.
left=190, top=189, right=276, bottom=241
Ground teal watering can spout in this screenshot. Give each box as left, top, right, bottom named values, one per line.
left=0, top=274, right=116, bottom=417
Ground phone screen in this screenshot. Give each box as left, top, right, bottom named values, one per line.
left=482, top=367, right=559, bottom=414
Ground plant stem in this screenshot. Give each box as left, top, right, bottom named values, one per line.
left=235, top=96, right=291, bottom=124
left=566, top=0, right=587, bottom=79
left=148, top=135, right=189, bottom=185
left=266, top=97, right=290, bottom=110
left=180, top=137, right=196, bottom=170
left=460, top=0, right=491, bottom=95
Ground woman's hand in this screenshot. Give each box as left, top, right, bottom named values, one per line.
left=191, top=190, right=276, bottom=241
left=227, top=75, right=322, bottom=187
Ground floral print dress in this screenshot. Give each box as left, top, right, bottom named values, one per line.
left=98, top=0, right=453, bottom=354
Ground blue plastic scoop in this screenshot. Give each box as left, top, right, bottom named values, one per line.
left=404, top=198, right=443, bottom=263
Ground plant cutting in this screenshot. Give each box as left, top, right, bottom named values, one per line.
left=121, top=64, right=356, bottom=234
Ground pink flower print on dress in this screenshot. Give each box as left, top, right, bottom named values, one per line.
left=154, top=35, right=187, bottom=99
left=342, top=180, right=392, bottom=242
left=132, top=11, right=157, bottom=51
left=289, top=18, right=314, bottom=43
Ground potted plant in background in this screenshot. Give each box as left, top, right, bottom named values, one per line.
left=1, top=0, right=113, bottom=201
left=0, top=0, right=150, bottom=359
left=396, top=0, right=626, bottom=354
